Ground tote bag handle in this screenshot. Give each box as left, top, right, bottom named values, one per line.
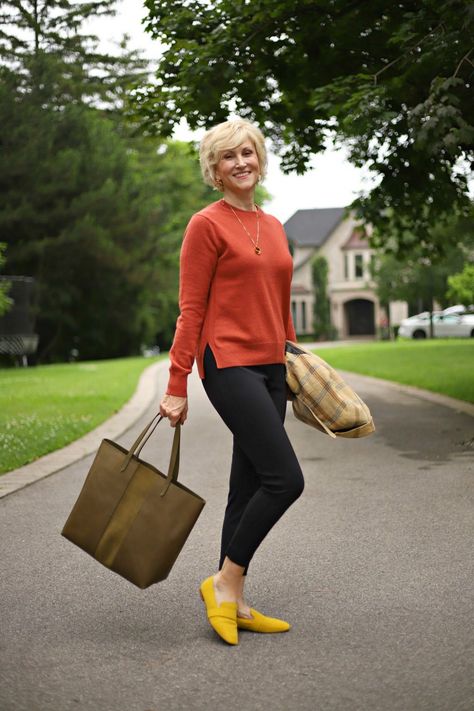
left=119, top=413, right=180, bottom=496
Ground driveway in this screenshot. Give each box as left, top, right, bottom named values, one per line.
left=0, top=364, right=473, bottom=711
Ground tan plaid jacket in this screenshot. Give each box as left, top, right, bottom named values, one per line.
left=285, top=341, right=375, bottom=438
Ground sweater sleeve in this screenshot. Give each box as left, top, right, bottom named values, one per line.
left=166, top=215, right=219, bottom=397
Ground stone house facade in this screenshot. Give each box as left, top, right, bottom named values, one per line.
left=284, top=208, right=408, bottom=338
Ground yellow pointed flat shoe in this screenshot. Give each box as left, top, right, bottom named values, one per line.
left=199, top=576, right=238, bottom=645
left=237, top=608, right=291, bottom=633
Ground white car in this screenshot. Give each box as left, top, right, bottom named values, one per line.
left=442, top=304, right=467, bottom=315
left=398, top=311, right=474, bottom=339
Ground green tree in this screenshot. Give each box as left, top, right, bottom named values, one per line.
left=0, top=1, right=146, bottom=107
left=311, top=256, right=334, bottom=340
left=371, top=210, right=474, bottom=333
left=139, top=0, right=473, bottom=257
left=447, top=264, right=474, bottom=306
left=0, top=244, right=13, bottom=317
left=0, top=1, right=170, bottom=361
left=0, top=84, right=217, bottom=360
left=1, top=1, right=270, bottom=361
left=0, top=96, right=150, bottom=360
left=125, top=137, right=218, bottom=348
left=0, top=1, right=150, bottom=361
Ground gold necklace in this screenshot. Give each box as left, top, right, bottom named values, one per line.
left=227, top=202, right=261, bottom=255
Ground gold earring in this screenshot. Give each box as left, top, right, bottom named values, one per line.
left=216, top=177, right=224, bottom=190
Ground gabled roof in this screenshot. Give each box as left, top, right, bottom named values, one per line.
left=284, top=207, right=347, bottom=247
left=342, top=228, right=369, bottom=250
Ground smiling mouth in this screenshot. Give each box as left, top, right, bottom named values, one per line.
left=234, top=172, right=251, bottom=178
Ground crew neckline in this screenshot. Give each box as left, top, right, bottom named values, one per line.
left=220, top=199, right=262, bottom=214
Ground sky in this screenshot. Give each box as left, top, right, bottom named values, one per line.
left=88, top=0, right=376, bottom=224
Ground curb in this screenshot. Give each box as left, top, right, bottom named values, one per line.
left=0, top=359, right=169, bottom=500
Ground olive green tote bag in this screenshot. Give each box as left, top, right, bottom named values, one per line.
left=61, top=414, right=205, bottom=589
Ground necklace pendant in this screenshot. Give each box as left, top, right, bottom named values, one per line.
left=255, top=246, right=262, bottom=255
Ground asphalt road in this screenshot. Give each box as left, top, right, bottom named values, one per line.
left=1, top=365, right=473, bottom=711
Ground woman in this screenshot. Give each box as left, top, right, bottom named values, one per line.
left=159, top=118, right=304, bottom=645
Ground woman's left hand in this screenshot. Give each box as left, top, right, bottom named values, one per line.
left=159, top=393, right=188, bottom=427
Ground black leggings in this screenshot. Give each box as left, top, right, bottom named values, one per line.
left=202, top=344, right=304, bottom=573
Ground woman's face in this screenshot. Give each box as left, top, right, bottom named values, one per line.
left=215, top=140, right=260, bottom=195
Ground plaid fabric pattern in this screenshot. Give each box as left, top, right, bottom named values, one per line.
left=285, top=341, right=375, bottom=439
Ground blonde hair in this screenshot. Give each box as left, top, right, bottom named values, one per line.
left=199, top=118, right=267, bottom=190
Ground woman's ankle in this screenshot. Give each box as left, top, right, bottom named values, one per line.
left=214, top=571, right=237, bottom=593
left=216, top=558, right=245, bottom=586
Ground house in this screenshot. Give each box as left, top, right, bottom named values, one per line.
left=284, top=208, right=408, bottom=338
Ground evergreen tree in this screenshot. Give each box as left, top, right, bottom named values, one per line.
left=1, top=2, right=268, bottom=361
left=0, top=80, right=216, bottom=360
left=0, top=1, right=145, bottom=106
left=0, top=1, right=164, bottom=361
left=311, top=256, right=334, bottom=340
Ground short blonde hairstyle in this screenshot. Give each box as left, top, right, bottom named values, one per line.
left=199, top=118, right=267, bottom=190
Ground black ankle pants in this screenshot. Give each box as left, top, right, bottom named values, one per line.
left=202, top=344, right=304, bottom=573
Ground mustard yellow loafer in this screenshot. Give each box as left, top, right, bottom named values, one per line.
left=199, top=576, right=238, bottom=645
left=237, top=608, right=291, bottom=633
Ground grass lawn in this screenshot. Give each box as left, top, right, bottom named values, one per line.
left=0, top=355, right=165, bottom=475
left=314, top=339, right=474, bottom=404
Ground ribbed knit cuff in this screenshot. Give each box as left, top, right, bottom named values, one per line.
left=166, top=372, right=188, bottom=398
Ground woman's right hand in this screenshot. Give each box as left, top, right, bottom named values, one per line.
left=159, top=393, right=188, bottom=427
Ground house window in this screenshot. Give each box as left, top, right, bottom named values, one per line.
left=344, top=253, right=349, bottom=280
left=301, top=301, right=307, bottom=331
left=355, top=254, right=364, bottom=279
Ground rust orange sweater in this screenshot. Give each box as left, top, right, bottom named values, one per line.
left=166, top=199, right=296, bottom=397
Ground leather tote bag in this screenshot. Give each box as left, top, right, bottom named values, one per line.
left=61, top=414, right=205, bottom=589
left=285, top=340, right=375, bottom=439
